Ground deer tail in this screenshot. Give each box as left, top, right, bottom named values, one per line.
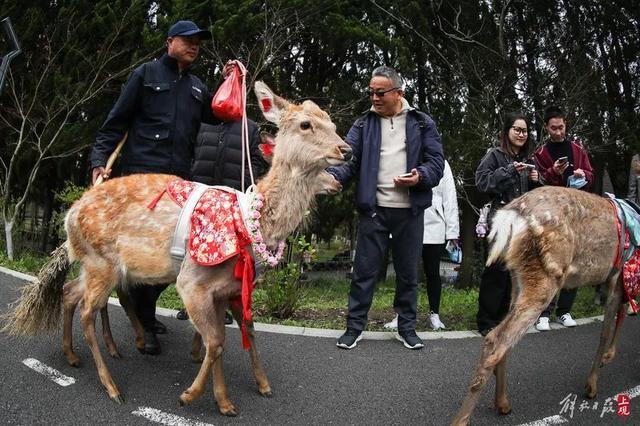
left=2, top=243, right=71, bottom=335
left=486, top=209, right=527, bottom=266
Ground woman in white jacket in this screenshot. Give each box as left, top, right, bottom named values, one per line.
left=385, top=160, right=460, bottom=330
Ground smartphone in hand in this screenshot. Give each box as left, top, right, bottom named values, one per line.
left=397, top=172, right=413, bottom=178
left=557, top=156, right=569, bottom=163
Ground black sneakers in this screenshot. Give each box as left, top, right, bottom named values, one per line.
left=336, top=328, right=363, bottom=349
left=396, top=330, right=424, bottom=349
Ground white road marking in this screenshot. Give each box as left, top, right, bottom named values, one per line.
left=22, top=358, right=76, bottom=387
left=516, top=415, right=569, bottom=425
left=621, top=384, right=640, bottom=399
left=131, top=407, right=214, bottom=426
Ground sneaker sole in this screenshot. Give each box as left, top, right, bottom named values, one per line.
left=394, top=333, right=424, bottom=350
left=336, top=334, right=363, bottom=349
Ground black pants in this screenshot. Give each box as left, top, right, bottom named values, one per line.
left=422, top=243, right=445, bottom=314
left=347, top=207, right=424, bottom=332
left=130, top=284, right=169, bottom=331
left=476, top=261, right=511, bottom=333
left=541, top=288, right=577, bottom=318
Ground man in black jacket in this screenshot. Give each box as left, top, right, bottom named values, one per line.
left=89, top=20, right=225, bottom=355
left=176, top=119, right=268, bottom=322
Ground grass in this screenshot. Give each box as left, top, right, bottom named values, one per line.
left=0, top=250, right=605, bottom=332
left=158, top=274, right=604, bottom=332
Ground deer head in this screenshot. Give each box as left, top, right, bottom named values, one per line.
left=254, top=81, right=352, bottom=171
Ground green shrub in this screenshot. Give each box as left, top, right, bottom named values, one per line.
left=52, top=182, right=89, bottom=239
left=256, top=263, right=306, bottom=319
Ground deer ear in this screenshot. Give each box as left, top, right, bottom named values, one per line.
left=254, top=81, right=289, bottom=125
left=259, top=132, right=276, bottom=163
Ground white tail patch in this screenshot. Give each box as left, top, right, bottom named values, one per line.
left=486, top=209, right=527, bottom=266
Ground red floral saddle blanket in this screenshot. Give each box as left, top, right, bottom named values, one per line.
left=148, top=179, right=255, bottom=349
left=612, top=206, right=640, bottom=313
left=166, top=179, right=251, bottom=266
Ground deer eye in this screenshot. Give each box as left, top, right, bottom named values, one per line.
left=300, top=121, right=312, bottom=130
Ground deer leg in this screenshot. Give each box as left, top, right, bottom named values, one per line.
left=451, top=279, right=556, bottom=426
left=115, top=287, right=145, bottom=354
left=191, top=331, right=204, bottom=363
left=178, top=296, right=230, bottom=411
left=100, top=306, right=121, bottom=359
left=229, top=303, right=272, bottom=397
left=585, top=276, right=623, bottom=399
left=79, top=268, right=122, bottom=403
left=207, top=300, right=238, bottom=416
left=601, top=305, right=625, bottom=365
left=494, top=353, right=511, bottom=415
left=62, top=278, right=82, bottom=367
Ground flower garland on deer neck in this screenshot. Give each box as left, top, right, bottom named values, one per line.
left=245, top=191, right=285, bottom=267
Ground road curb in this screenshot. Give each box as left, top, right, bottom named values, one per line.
left=0, top=265, right=604, bottom=340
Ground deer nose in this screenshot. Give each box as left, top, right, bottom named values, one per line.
left=341, top=147, right=353, bottom=162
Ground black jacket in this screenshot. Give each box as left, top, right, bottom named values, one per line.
left=475, top=146, right=538, bottom=211
left=91, top=54, right=220, bottom=178
left=190, top=120, right=267, bottom=189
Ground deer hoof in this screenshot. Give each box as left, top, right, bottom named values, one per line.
left=584, top=382, right=597, bottom=399
left=65, top=353, right=81, bottom=367
left=496, top=400, right=512, bottom=415
left=109, top=350, right=122, bottom=359
left=110, top=394, right=125, bottom=404
left=258, top=388, right=273, bottom=398
left=218, top=401, right=238, bottom=417
left=178, top=393, right=192, bottom=406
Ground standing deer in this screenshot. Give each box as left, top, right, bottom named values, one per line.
left=451, top=186, right=630, bottom=425
left=3, top=81, right=351, bottom=416
left=58, top=134, right=342, bottom=367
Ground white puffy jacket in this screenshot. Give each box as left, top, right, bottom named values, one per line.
left=423, top=161, right=459, bottom=244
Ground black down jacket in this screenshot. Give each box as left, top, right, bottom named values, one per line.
left=190, top=120, right=267, bottom=189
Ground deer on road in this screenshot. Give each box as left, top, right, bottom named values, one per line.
left=4, top=81, right=351, bottom=416
left=452, top=185, right=631, bottom=425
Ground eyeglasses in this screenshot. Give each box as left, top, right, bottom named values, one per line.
left=510, top=126, right=528, bottom=135
left=366, top=87, right=400, bottom=98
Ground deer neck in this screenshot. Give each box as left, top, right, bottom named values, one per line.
left=256, top=163, right=317, bottom=247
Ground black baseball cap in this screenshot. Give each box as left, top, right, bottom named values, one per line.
left=167, top=20, right=212, bottom=40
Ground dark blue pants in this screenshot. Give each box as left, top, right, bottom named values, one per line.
left=541, top=288, right=577, bottom=318
left=347, top=207, right=424, bottom=332
left=476, top=261, right=511, bottom=333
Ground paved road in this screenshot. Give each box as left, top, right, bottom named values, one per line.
left=1, top=271, right=638, bottom=425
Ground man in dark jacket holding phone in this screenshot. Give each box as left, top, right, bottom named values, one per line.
left=533, top=105, right=594, bottom=331
left=329, top=66, right=444, bottom=350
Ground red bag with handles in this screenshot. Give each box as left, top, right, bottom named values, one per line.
left=211, top=65, right=243, bottom=121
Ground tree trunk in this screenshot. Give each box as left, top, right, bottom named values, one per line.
left=5, top=220, right=14, bottom=260
left=40, top=188, right=54, bottom=253
left=456, top=199, right=478, bottom=289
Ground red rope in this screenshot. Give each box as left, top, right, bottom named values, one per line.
left=232, top=247, right=255, bottom=350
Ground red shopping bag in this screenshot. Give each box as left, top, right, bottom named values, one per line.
left=211, top=65, right=243, bottom=121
